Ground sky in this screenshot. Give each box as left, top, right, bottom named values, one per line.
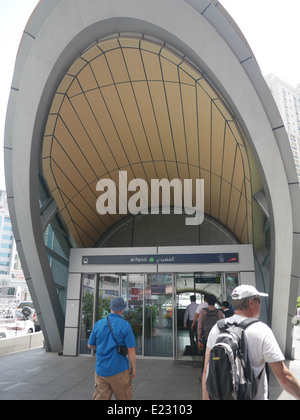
left=0, top=0, right=299, bottom=192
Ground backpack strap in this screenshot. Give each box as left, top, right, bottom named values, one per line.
left=217, top=319, right=227, bottom=331
left=216, top=318, right=259, bottom=333
left=238, top=318, right=265, bottom=380
left=238, top=318, right=259, bottom=330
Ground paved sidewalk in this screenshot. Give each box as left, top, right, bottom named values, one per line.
left=0, top=337, right=299, bottom=400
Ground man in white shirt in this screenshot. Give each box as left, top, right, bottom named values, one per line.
left=202, top=285, right=300, bottom=400
left=184, top=295, right=198, bottom=352
left=191, top=294, right=208, bottom=330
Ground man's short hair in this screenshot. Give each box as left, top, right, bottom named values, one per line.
left=232, top=295, right=259, bottom=311
left=206, top=294, right=217, bottom=306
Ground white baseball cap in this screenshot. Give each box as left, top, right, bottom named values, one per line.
left=231, top=285, right=268, bottom=300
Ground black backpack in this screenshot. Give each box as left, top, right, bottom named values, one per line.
left=206, top=318, right=263, bottom=400
left=202, top=308, right=220, bottom=342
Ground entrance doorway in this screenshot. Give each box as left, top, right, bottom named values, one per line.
left=175, top=272, right=238, bottom=358
left=79, top=272, right=239, bottom=357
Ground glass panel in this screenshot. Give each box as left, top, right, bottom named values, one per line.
left=39, top=176, right=51, bottom=209
left=176, top=273, right=202, bottom=357
left=122, top=274, right=144, bottom=356
left=97, top=274, right=120, bottom=320
left=224, top=272, right=239, bottom=303
left=44, top=217, right=70, bottom=260
left=80, top=274, right=96, bottom=354
left=194, top=272, right=223, bottom=304
left=43, top=216, right=71, bottom=316
left=144, top=274, right=173, bottom=357
left=47, top=256, right=68, bottom=315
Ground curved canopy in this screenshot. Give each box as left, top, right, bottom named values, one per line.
left=42, top=35, right=252, bottom=247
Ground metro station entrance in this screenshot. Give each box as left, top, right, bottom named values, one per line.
left=79, top=272, right=239, bottom=358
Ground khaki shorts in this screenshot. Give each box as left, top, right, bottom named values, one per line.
left=93, top=369, right=132, bottom=400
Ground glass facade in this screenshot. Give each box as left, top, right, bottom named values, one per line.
left=79, top=271, right=239, bottom=358
left=40, top=178, right=72, bottom=317
left=144, top=274, right=173, bottom=357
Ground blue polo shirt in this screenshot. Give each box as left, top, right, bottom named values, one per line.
left=88, top=313, right=136, bottom=377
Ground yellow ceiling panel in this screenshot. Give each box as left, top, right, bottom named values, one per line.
left=211, top=104, right=226, bottom=178
left=153, top=161, right=169, bottom=180
left=140, top=39, right=162, bottom=54
left=81, top=44, right=101, bottom=62
left=42, top=135, right=53, bottom=158
left=142, top=161, right=159, bottom=183
left=98, top=37, right=120, bottom=52
left=83, top=90, right=122, bottom=171
left=222, top=133, right=237, bottom=184
left=60, top=207, right=72, bottom=226
left=68, top=57, right=87, bottom=77
left=51, top=188, right=68, bottom=214
left=49, top=93, right=64, bottom=114
left=131, top=81, right=165, bottom=162
left=66, top=199, right=101, bottom=238
left=105, top=86, right=140, bottom=165
left=189, top=165, right=201, bottom=183
left=50, top=160, right=78, bottom=200
left=218, top=180, right=231, bottom=225
left=77, top=64, right=98, bottom=92
left=90, top=54, right=114, bottom=87
left=181, top=87, right=199, bottom=168
left=53, top=118, right=97, bottom=185
left=202, top=171, right=211, bottom=215
left=160, top=47, right=182, bottom=66
left=119, top=37, right=140, bottom=49
left=161, top=57, right=179, bottom=83
left=42, top=35, right=254, bottom=247
left=227, top=120, right=244, bottom=145
left=165, top=161, right=180, bottom=181
left=213, top=98, right=234, bottom=122
left=210, top=175, right=221, bottom=220
left=234, top=196, right=247, bottom=239
left=226, top=188, right=241, bottom=231
left=180, top=61, right=202, bottom=82
left=122, top=48, right=146, bottom=81
left=42, top=157, right=56, bottom=192
left=106, top=48, right=130, bottom=84
left=232, top=150, right=245, bottom=192
left=115, top=83, right=152, bottom=162
left=148, top=81, right=176, bottom=162
left=66, top=79, right=83, bottom=98
left=177, top=162, right=190, bottom=180
left=93, top=86, right=130, bottom=168
left=179, top=67, right=197, bottom=86
left=44, top=117, right=57, bottom=138
left=141, top=50, right=163, bottom=81
left=164, top=83, right=187, bottom=164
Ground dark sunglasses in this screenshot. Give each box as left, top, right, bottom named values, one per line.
left=251, top=297, right=261, bottom=304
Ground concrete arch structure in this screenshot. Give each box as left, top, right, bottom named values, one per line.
left=5, top=0, right=300, bottom=357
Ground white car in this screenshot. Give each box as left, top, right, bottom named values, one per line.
left=0, top=309, right=35, bottom=339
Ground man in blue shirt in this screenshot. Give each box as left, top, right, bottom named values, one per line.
left=88, top=297, right=136, bottom=400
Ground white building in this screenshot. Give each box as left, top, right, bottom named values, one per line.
left=0, top=190, right=27, bottom=300
left=265, top=74, right=300, bottom=181
left=0, top=190, right=13, bottom=282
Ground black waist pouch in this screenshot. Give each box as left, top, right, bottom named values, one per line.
left=117, top=345, right=128, bottom=356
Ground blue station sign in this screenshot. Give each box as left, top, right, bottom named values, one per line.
left=82, top=253, right=239, bottom=265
